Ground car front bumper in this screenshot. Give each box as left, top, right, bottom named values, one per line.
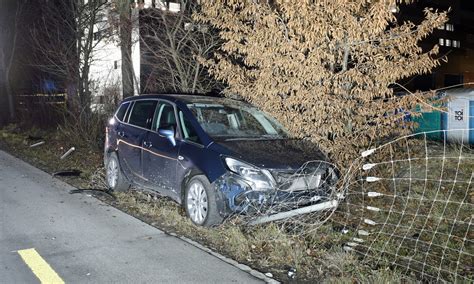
left=212, top=171, right=336, bottom=217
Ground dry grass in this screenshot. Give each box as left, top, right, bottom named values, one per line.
left=337, top=137, right=473, bottom=282
left=113, top=190, right=336, bottom=280
left=0, top=124, right=426, bottom=282
left=0, top=125, right=101, bottom=188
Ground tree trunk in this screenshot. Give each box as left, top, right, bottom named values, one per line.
left=81, top=1, right=96, bottom=114
left=0, top=77, right=9, bottom=126
left=120, top=4, right=134, bottom=98
left=5, top=73, right=15, bottom=121
left=1, top=0, right=21, bottom=123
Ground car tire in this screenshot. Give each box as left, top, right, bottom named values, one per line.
left=184, top=175, right=223, bottom=227
left=105, top=152, right=130, bottom=192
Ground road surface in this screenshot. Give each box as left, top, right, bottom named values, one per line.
left=0, top=150, right=263, bottom=283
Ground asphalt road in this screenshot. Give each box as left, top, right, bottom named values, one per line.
left=0, top=150, right=263, bottom=283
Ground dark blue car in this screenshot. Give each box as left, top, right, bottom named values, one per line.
left=104, top=94, right=338, bottom=226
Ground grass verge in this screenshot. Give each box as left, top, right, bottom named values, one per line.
left=1, top=124, right=440, bottom=283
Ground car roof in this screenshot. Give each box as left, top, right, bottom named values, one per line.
left=121, top=94, right=249, bottom=106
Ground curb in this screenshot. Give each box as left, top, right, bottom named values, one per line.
left=169, top=232, right=280, bottom=284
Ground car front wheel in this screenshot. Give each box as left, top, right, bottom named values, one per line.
left=185, top=175, right=223, bottom=227
left=106, top=152, right=130, bottom=192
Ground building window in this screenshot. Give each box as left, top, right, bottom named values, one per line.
left=446, top=23, right=454, bottom=31
left=439, top=38, right=445, bottom=46
left=114, top=61, right=118, bottom=69
left=97, top=95, right=105, bottom=104
left=445, top=39, right=452, bottom=47
left=453, top=40, right=461, bottom=48
left=169, top=2, right=180, bottom=12
left=93, top=31, right=102, bottom=41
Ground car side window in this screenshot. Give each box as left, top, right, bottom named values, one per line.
left=153, top=102, right=177, bottom=131
left=115, top=102, right=129, bottom=122
left=179, top=110, right=201, bottom=144
left=128, top=100, right=157, bottom=129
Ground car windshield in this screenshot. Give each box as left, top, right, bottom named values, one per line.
left=187, top=101, right=289, bottom=139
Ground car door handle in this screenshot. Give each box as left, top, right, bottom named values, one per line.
left=117, top=131, right=125, bottom=138
left=144, top=141, right=153, bottom=148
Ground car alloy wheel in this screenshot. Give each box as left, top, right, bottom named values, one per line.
left=186, top=180, right=208, bottom=225
left=105, top=153, right=130, bottom=192
left=106, top=156, right=119, bottom=189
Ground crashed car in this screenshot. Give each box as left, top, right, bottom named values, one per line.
left=104, top=94, right=338, bottom=226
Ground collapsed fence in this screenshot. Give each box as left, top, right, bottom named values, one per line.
left=228, top=129, right=472, bottom=282
left=338, top=129, right=472, bottom=282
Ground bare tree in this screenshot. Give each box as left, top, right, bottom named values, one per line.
left=30, top=0, right=111, bottom=113
left=140, top=0, right=222, bottom=94
left=0, top=0, right=23, bottom=124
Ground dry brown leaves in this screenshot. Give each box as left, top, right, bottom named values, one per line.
left=195, top=0, right=448, bottom=167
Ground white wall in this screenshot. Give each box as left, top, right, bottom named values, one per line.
left=131, top=8, right=141, bottom=96
left=89, top=4, right=141, bottom=107
left=88, top=0, right=181, bottom=107
left=143, top=0, right=181, bottom=11
left=445, top=89, right=474, bottom=142
left=89, top=38, right=123, bottom=96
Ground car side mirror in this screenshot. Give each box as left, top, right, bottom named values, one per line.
left=158, top=128, right=176, bottom=146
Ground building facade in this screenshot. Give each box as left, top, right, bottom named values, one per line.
left=89, top=0, right=181, bottom=110
left=400, top=0, right=474, bottom=91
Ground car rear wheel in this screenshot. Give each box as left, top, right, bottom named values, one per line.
left=185, top=175, right=223, bottom=227
left=106, top=152, right=130, bottom=192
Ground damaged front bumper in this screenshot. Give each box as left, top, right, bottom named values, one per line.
left=213, top=169, right=337, bottom=217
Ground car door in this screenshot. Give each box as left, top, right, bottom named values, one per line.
left=118, top=100, right=157, bottom=181
left=142, top=101, right=180, bottom=196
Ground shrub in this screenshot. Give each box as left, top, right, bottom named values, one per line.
left=196, top=0, right=448, bottom=166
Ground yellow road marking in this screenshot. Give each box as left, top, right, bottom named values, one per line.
left=18, top=248, right=65, bottom=284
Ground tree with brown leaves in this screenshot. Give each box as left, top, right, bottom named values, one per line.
left=196, top=0, right=448, bottom=165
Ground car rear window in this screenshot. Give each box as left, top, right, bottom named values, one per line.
left=128, top=100, right=157, bottom=129
left=115, top=102, right=129, bottom=122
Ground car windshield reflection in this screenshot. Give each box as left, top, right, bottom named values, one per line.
left=187, top=102, right=289, bottom=140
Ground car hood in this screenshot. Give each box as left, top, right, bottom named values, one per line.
left=211, top=138, right=328, bottom=170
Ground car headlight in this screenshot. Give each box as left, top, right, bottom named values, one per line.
left=224, top=157, right=276, bottom=190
